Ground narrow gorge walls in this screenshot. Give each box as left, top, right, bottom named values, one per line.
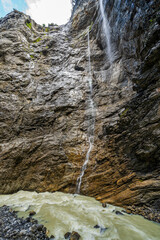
left=0, top=0, right=160, bottom=219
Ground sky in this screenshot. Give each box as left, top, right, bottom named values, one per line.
left=0, top=0, right=72, bottom=25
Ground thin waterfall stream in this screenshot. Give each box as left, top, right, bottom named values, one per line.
left=99, top=0, right=114, bottom=63
left=76, top=0, right=114, bottom=194
left=76, top=29, right=95, bottom=194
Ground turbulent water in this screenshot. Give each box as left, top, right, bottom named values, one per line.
left=0, top=191, right=160, bottom=240
left=76, top=30, right=95, bottom=193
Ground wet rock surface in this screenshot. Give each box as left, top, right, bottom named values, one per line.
left=71, top=0, right=160, bottom=221
left=64, top=231, right=81, bottom=240
left=126, top=205, right=160, bottom=223
left=0, top=0, right=160, bottom=223
left=64, top=232, right=71, bottom=239
left=70, top=232, right=81, bottom=240
left=0, top=206, right=50, bottom=239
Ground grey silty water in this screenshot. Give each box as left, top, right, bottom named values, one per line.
left=99, top=0, right=113, bottom=63
left=76, top=30, right=95, bottom=194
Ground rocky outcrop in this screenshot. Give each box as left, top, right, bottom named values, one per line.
left=0, top=206, right=51, bottom=239
left=0, top=0, right=160, bottom=220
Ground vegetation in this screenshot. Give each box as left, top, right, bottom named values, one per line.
left=89, top=22, right=94, bottom=31
left=26, top=22, right=32, bottom=29
left=33, top=37, right=41, bottom=43
left=120, top=108, right=129, bottom=118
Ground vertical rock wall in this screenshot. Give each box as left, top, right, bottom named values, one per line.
left=0, top=0, right=160, bottom=220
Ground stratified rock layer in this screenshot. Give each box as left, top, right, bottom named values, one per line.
left=0, top=0, right=160, bottom=219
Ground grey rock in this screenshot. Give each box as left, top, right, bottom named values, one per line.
left=0, top=0, right=159, bottom=223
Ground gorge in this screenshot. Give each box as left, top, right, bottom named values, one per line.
left=0, top=0, right=160, bottom=235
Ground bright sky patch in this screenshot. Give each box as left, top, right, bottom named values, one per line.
left=0, top=0, right=27, bottom=17
left=0, top=0, right=72, bottom=25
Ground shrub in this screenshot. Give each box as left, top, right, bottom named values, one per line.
left=26, top=22, right=32, bottom=29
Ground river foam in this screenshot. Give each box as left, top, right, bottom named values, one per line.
left=0, top=191, right=160, bottom=239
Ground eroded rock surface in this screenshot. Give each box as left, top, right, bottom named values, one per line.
left=0, top=0, right=160, bottom=221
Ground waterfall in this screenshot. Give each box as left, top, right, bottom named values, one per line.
left=76, top=30, right=95, bottom=194
left=99, top=0, right=113, bottom=63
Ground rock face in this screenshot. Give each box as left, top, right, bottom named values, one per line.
left=0, top=0, right=160, bottom=218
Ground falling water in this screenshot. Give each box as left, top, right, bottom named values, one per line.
left=99, top=0, right=113, bottom=63
left=76, top=30, right=95, bottom=194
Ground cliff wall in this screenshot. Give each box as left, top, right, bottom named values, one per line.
left=0, top=0, right=159, bottom=220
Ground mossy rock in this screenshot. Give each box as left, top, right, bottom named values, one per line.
left=120, top=108, right=129, bottom=118
left=89, top=21, right=94, bottom=31
left=33, top=37, right=42, bottom=43
left=26, top=22, right=32, bottom=29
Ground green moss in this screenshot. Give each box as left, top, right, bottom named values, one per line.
left=89, top=21, right=93, bottom=31
left=33, top=37, right=42, bottom=43
left=30, top=55, right=34, bottom=59
left=120, top=108, right=129, bottom=118
left=26, top=22, right=32, bottom=29
left=149, top=18, right=156, bottom=24
left=45, top=27, right=49, bottom=32
left=46, top=46, right=49, bottom=49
